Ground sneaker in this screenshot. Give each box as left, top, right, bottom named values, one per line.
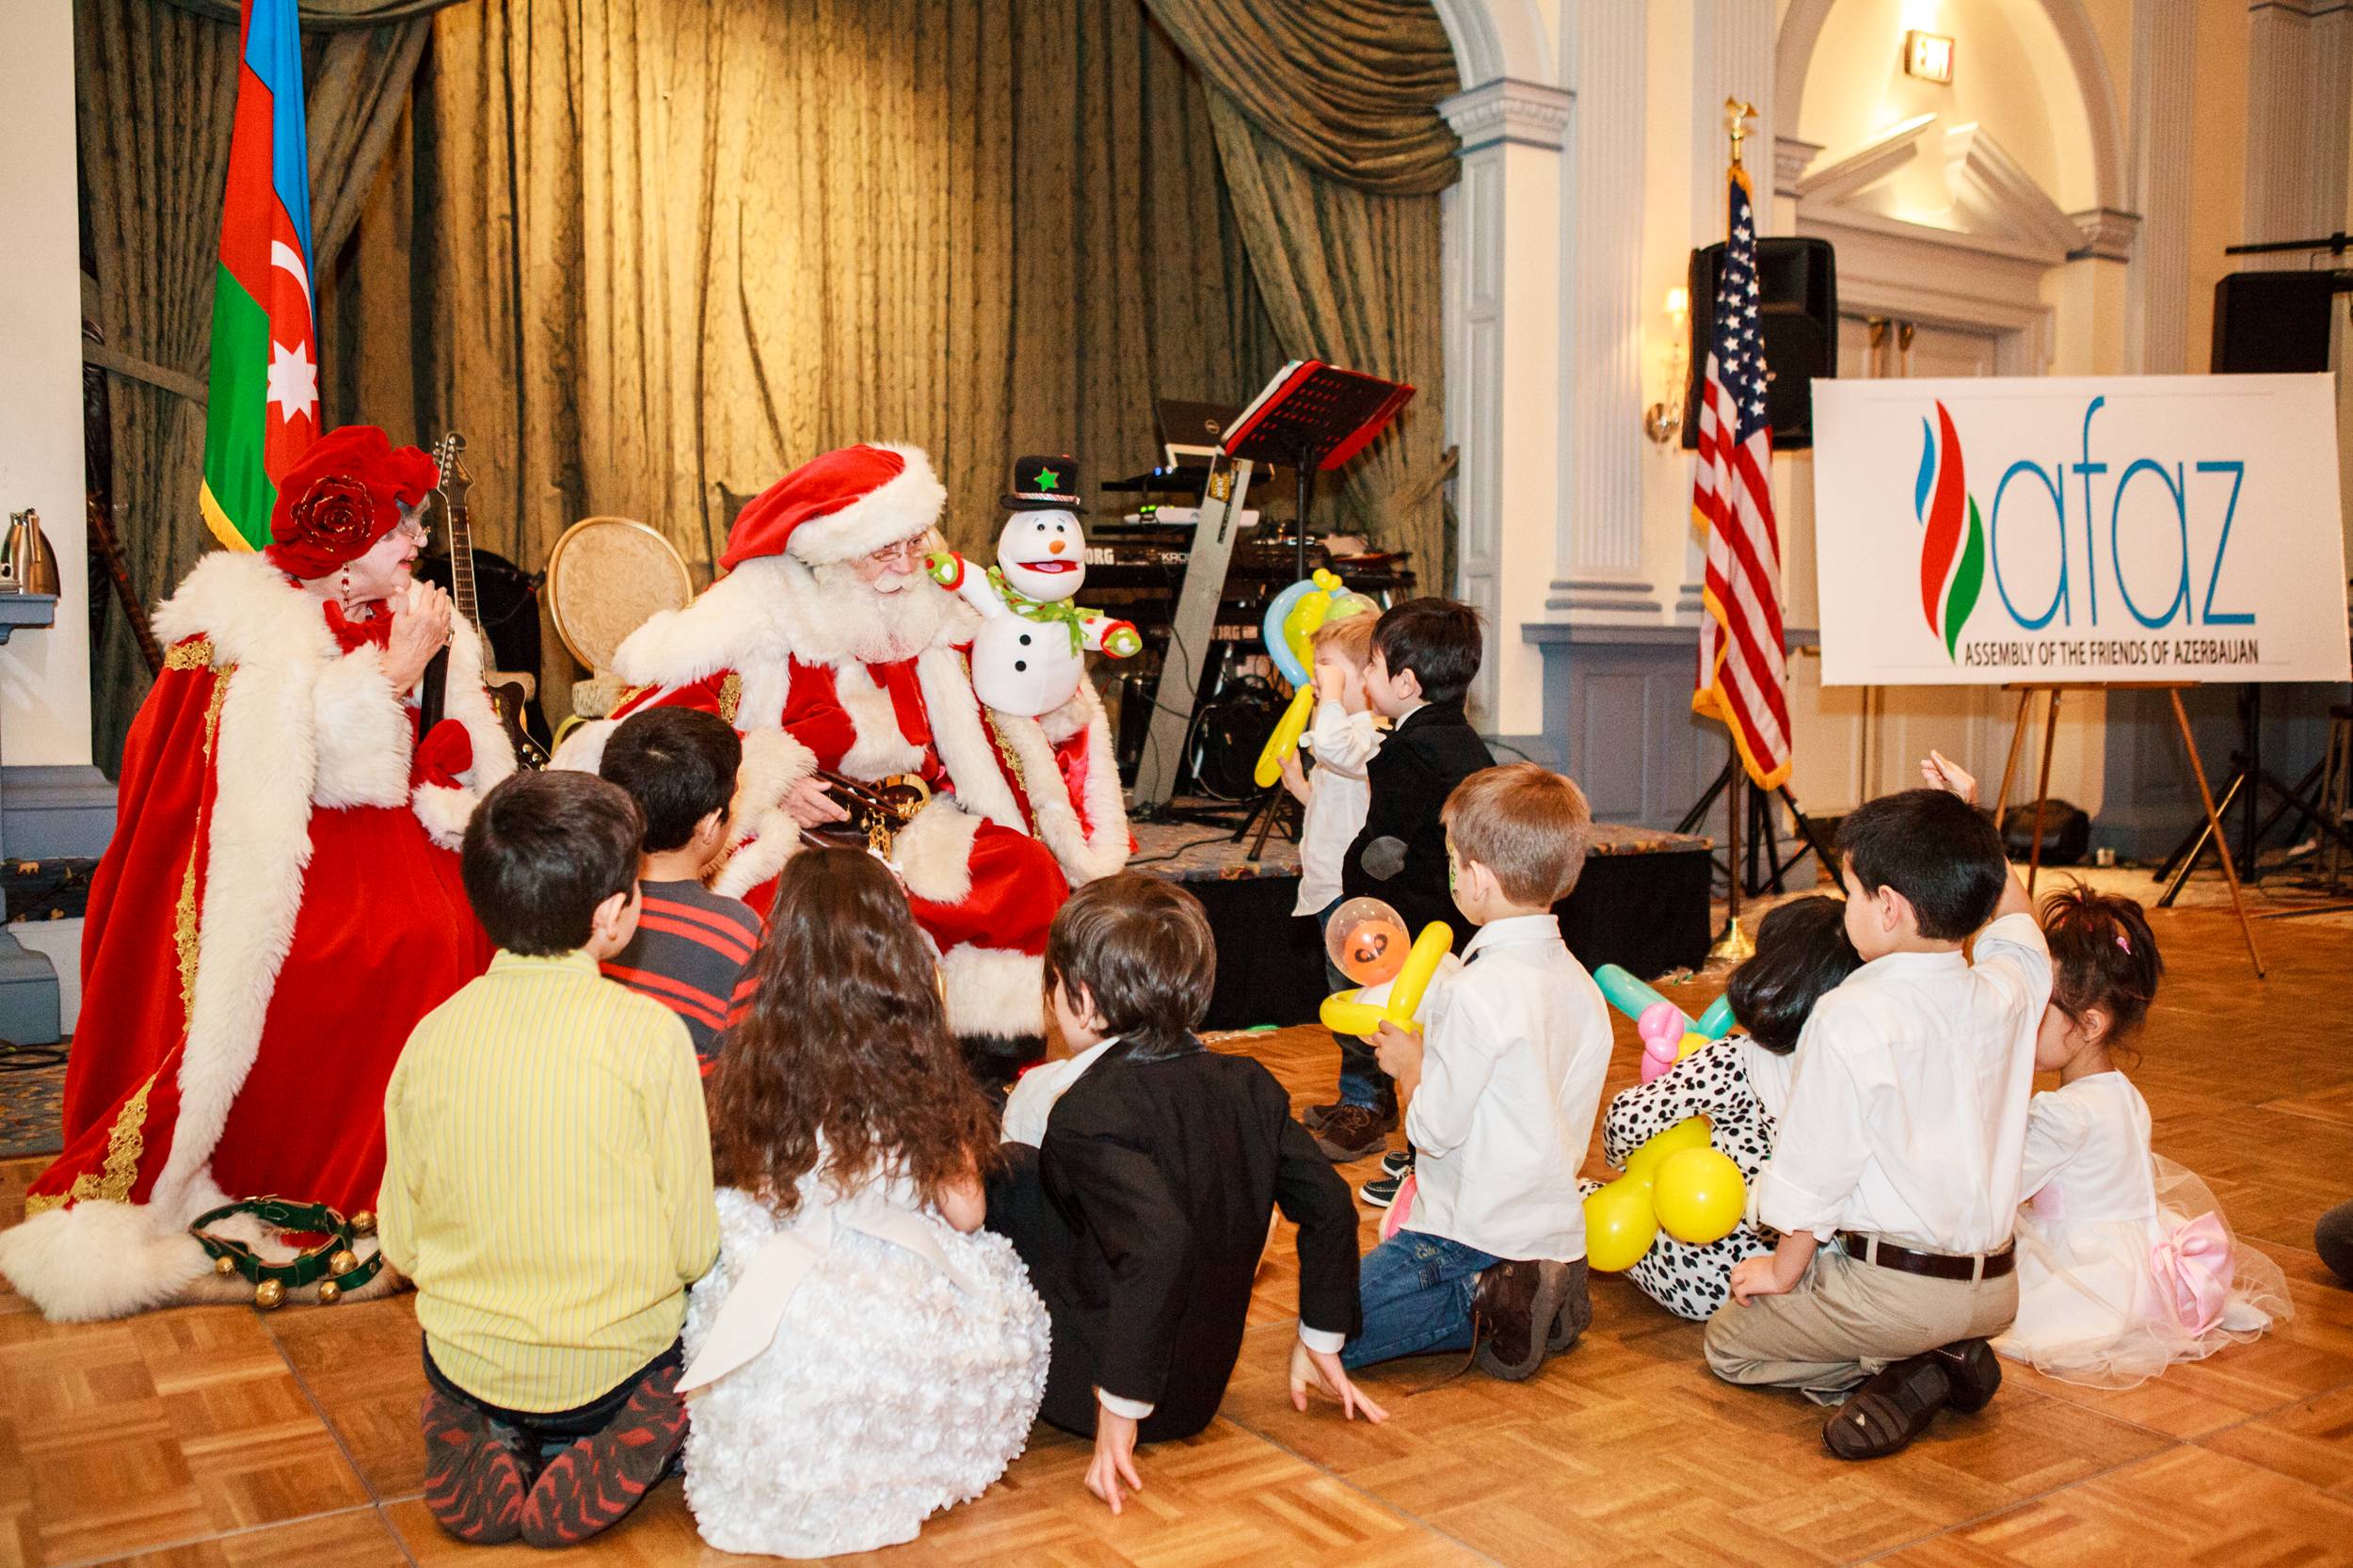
left=1927, top=1337, right=2002, bottom=1414
left=1820, top=1354, right=1951, bottom=1462
left=1312, top=1104, right=1393, bottom=1162
left=1471, top=1259, right=1577, bottom=1382
left=520, top=1362, right=690, bottom=1547
left=420, top=1390, right=529, bottom=1544
left=1360, top=1170, right=1404, bottom=1208
left=1380, top=1147, right=1414, bottom=1179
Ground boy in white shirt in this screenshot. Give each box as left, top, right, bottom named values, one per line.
left=1294, top=763, right=1610, bottom=1387
left=1706, top=765, right=2048, bottom=1462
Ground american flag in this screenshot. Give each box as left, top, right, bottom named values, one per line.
left=1690, top=166, right=1792, bottom=789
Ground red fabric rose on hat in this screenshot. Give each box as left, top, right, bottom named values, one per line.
left=265, top=425, right=441, bottom=580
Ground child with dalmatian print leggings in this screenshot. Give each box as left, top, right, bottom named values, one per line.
left=1587, top=896, right=1862, bottom=1320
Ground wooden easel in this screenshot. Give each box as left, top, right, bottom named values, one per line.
left=1992, top=681, right=2264, bottom=978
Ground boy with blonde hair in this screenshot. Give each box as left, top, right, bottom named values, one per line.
left=1297, top=763, right=1610, bottom=1386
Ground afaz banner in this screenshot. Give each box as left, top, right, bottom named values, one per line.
left=1813, top=376, right=2348, bottom=686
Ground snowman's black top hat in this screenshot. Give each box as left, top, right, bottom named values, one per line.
left=1003, top=455, right=1083, bottom=511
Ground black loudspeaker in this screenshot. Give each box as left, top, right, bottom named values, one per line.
left=1681, top=236, right=1837, bottom=451
left=2210, top=270, right=2340, bottom=373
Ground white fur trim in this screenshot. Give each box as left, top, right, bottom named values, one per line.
left=784, top=443, right=948, bottom=566
left=834, top=663, right=927, bottom=778
left=416, top=617, right=520, bottom=850
left=938, top=944, right=1046, bottom=1041
left=998, top=683, right=1131, bottom=885
left=711, top=727, right=819, bottom=900
left=893, top=798, right=981, bottom=905
left=614, top=552, right=974, bottom=688
left=915, top=648, right=1027, bottom=833
left=310, top=646, right=412, bottom=808
left=0, top=1199, right=213, bottom=1322
left=550, top=717, right=617, bottom=776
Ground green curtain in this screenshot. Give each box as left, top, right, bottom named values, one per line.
left=78, top=0, right=437, bottom=773
left=328, top=0, right=1285, bottom=719
left=1141, top=0, right=1460, bottom=195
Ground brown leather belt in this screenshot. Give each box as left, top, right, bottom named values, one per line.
left=1839, top=1232, right=2015, bottom=1282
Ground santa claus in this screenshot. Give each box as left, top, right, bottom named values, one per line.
left=555, top=442, right=1128, bottom=1055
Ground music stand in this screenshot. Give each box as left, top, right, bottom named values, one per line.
left=1219, top=362, right=1415, bottom=856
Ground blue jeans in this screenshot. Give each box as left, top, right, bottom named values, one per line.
left=1341, top=1228, right=1501, bottom=1368
left=1318, top=897, right=1394, bottom=1113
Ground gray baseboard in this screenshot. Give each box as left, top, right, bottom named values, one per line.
left=0, top=763, right=116, bottom=861
left=0, top=762, right=112, bottom=1047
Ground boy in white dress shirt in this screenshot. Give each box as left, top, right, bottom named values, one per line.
left=1295, top=763, right=1610, bottom=1387
left=1706, top=764, right=2047, bottom=1461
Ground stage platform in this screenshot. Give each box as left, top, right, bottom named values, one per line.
left=1129, top=809, right=1714, bottom=1030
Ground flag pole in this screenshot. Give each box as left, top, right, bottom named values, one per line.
left=1706, top=95, right=1761, bottom=966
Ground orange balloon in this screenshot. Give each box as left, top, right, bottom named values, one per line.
left=1337, top=918, right=1410, bottom=987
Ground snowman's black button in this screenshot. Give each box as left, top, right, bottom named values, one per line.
left=1015, top=660, right=1028, bottom=672
left=1019, top=633, right=1032, bottom=646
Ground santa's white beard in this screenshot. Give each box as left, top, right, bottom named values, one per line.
left=804, top=558, right=955, bottom=664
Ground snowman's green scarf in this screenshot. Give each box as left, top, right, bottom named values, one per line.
left=986, top=565, right=1090, bottom=656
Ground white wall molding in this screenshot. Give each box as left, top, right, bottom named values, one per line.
left=2125, top=0, right=2195, bottom=368
left=2242, top=0, right=2353, bottom=265
left=1428, top=0, right=1559, bottom=89
left=2069, top=206, right=2140, bottom=263
left=1440, top=77, right=1574, bottom=152
left=1773, top=134, right=1823, bottom=198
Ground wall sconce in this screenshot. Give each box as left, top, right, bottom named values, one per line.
left=1644, top=285, right=1689, bottom=445
left=1905, top=30, right=1955, bottom=83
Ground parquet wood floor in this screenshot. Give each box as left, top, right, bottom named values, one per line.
left=5, top=904, right=2349, bottom=1567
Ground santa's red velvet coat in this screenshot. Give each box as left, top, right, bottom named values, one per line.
left=0, top=552, right=512, bottom=1320
left=558, top=546, right=1129, bottom=1041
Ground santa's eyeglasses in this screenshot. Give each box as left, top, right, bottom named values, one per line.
left=864, top=537, right=926, bottom=568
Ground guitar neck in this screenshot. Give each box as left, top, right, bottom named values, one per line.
left=446, top=505, right=486, bottom=637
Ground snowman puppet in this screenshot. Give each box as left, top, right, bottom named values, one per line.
left=927, top=454, right=1141, bottom=717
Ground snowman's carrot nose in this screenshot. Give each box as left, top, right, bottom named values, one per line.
left=1048, top=538, right=1066, bottom=554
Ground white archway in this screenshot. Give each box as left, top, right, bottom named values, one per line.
left=1775, top=0, right=2127, bottom=217
left=1426, top=0, right=1559, bottom=89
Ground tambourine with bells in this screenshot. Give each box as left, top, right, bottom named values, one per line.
left=191, top=1196, right=386, bottom=1308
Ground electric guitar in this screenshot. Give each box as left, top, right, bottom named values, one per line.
left=429, top=432, right=546, bottom=768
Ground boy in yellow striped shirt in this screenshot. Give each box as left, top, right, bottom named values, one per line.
left=381, top=771, right=718, bottom=1549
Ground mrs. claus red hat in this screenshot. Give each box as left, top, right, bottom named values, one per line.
left=719, top=443, right=947, bottom=572
left=265, top=425, right=440, bottom=580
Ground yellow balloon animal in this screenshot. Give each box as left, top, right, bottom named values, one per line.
left=1253, top=569, right=1376, bottom=789
left=1318, top=921, right=1454, bottom=1038
left=1583, top=1115, right=1747, bottom=1271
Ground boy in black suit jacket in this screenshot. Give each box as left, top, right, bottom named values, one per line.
left=1312, top=599, right=1496, bottom=1172
left=985, top=874, right=1381, bottom=1514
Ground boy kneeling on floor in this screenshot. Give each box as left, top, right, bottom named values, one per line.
left=382, top=771, right=719, bottom=1546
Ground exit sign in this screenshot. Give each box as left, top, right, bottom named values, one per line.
left=1906, top=30, right=1955, bottom=84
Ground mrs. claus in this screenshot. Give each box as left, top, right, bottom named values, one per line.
left=554, top=443, right=1128, bottom=1062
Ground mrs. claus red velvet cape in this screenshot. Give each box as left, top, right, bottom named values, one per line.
left=0, top=552, right=513, bottom=1320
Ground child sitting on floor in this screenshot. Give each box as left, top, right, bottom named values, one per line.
left=1317, top=598, right=1496, bottom=1179
left=1593, top=894, right=1862, bottom=1320
left=678, top=848, right=1048, bottom=1558
left=1313, top=763, right=1609, bottom=1386
left=382, top=771, right=717, bottom=1548
left=598, top=707, right=762, bottom=1065
left=1706, top=773, right=2045, bottom=1463
left=985, top=874, right=1380, bottom=1515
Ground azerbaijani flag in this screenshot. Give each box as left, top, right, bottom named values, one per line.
left=199, top=0, right=318, bottom=552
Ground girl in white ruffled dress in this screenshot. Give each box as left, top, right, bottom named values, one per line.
left=677, top=848, right=1049, bottom=1559
left=1994, top=884, right=2290, bottom=1388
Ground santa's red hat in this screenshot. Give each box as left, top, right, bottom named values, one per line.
left=720, top=442, right=947, bottom=572
left=265, top=425, right=440, bottom=580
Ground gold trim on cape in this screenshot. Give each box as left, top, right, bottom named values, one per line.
left=163, top=637, right=216, bottom=672
left=718, top=671, right=743, bottom=726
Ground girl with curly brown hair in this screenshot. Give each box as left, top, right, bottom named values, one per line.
left=676, top=848, right=1048, bottom=1558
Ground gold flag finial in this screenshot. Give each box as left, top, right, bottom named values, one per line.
left=1725, top=98, right=1756, bottom=168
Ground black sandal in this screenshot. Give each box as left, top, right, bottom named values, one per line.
left=1821, top=1355, right=1950, bottom=1462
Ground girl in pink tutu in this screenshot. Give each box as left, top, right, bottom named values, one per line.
left=1994, top=884, right=2290, bottom=1387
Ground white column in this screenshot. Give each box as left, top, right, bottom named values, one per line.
left=0, top=3, right=93, bottom=769
left=1680, top=0, right=1777, bottom=616
left=2243, top=0, right=2353, bottom=264
left=2126, top=0, right=2196, bottom=371
left=1548, top=1, right=1657, bottom=618
left=1440, top=78, right=1573, bottom=735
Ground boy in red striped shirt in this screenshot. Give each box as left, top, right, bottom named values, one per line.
left=598, top=709, right=761, bottom=1066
